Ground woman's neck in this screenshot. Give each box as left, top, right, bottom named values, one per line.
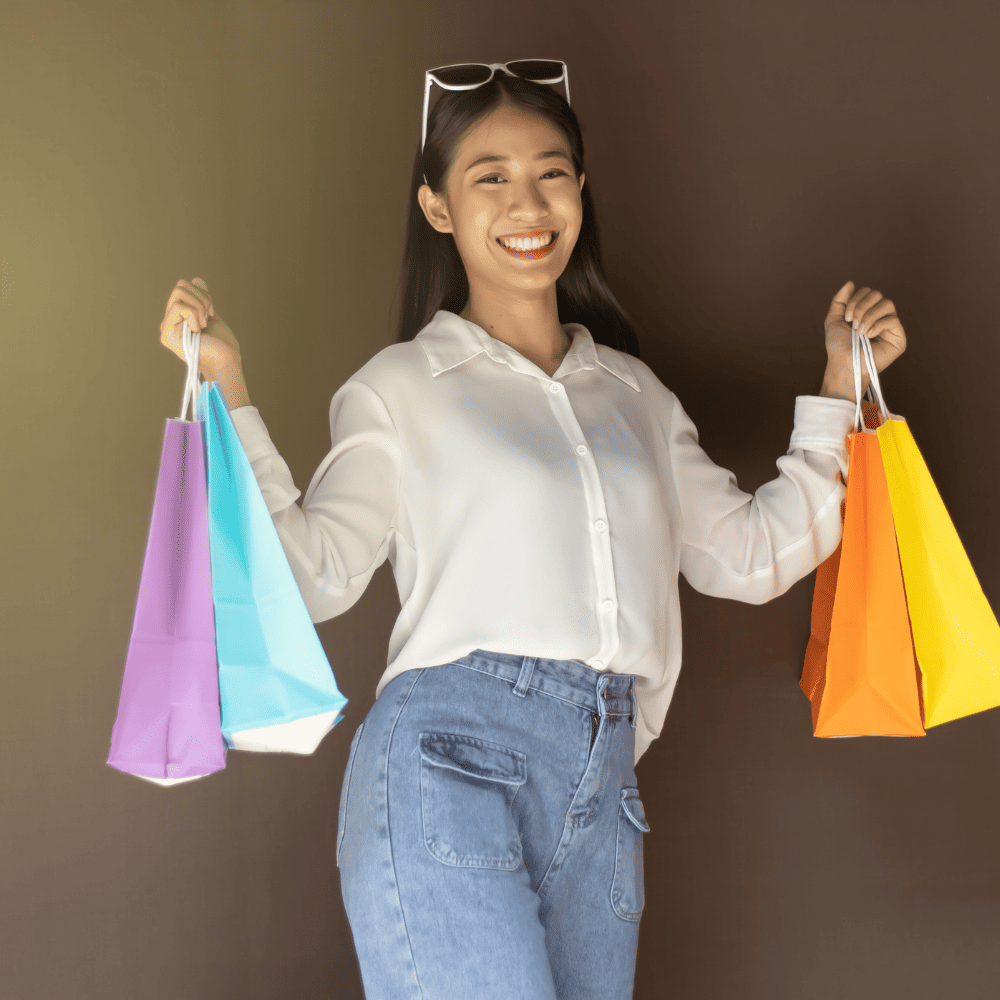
left=459, top=290, right=570, bottom=371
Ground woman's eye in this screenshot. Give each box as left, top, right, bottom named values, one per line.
left=478, top=170, right=568, bottom=184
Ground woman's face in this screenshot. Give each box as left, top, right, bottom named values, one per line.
left=418, top=102, right=586, bottom=301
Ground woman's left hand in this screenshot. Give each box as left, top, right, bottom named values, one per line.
left=823, top=281, right=907, bottom=397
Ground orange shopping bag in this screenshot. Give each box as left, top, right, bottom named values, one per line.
left=800, top=338, right=925, bottom=737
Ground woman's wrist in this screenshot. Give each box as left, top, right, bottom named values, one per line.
left=817, top=368, right=858, bottom=403
left=210, top=362, right=251, bottom=411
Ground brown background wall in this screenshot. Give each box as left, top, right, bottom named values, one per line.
left=3, top=1, right=999, bottom=998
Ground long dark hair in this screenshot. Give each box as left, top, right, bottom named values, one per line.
left=393, top=72, right=641, bottom=359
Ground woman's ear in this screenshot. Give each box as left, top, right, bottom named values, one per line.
left=417, top=184, right=454, bottom=234
left=579, top=172, right=585, bottom=195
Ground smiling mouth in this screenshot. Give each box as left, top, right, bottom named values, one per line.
left=496, top=230, right=559, bottom=258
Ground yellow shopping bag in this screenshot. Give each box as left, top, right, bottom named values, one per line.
left=857, top=330, right=1000, bottom=727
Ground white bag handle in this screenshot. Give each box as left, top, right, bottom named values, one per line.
left=852, top=324, right=892, bottom=434
left=178, top=319, right=203, bottom=422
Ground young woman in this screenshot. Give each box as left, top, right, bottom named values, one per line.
left=159, top=61, right=906, bottom=1000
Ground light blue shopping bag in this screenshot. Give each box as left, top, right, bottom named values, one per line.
left=196, top=380, right=347, bottom=753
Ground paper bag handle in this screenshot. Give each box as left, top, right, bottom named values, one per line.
left=178, top=319, right=203, bottom=422
left=852, top=325, right=892, bottom=434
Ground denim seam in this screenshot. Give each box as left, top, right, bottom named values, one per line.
left=385, top=668, right=431, bottom=990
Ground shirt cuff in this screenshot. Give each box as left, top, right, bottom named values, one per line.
left=227, top=405, right=279, bottom=463
left=226, top=405, right=303, bottom=512
left=788, top=395, right=858, bottom=481
left=789, top=395, right=857, bottom=447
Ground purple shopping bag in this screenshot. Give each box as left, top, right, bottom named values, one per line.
left=107, top=327, right=227, bottom=786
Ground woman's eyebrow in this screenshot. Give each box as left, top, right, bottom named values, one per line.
left=464, top=150, right=571, bottom=172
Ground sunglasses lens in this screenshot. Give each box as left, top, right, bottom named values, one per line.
left=506, top=59, right=564, bottom=81
left=431, top=64, right=493, bottom=87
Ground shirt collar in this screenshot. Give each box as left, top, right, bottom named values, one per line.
left=415, top=310, right=640, bottom=392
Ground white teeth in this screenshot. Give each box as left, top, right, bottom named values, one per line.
left=499, top=231, right=555, bottom=250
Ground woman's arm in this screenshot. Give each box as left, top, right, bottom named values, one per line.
left=215, top=361, right=252, bottom=411
left=228, top=377, right=401, bottom=624
left=817, top=366, right=856, bottom=403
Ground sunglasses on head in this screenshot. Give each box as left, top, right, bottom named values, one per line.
left=420, top=60, right=571, bottom=183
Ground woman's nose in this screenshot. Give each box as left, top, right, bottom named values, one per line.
left=506, top=184, right=548, bottom=217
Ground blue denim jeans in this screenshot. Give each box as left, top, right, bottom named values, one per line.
left=336, top=648, right=649, bottom=999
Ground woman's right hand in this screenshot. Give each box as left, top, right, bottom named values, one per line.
left=159, top=277, right=243, bottom=381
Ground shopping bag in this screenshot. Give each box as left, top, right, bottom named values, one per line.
left=196, top=365, right=348, bottom=753
left=107, top=325, right=227, bottom=785
left=801, top=331, right=925, bottom=737
left=865, top=334, right=1000, bottom=728
left=801, top=385, right=883, bottom=707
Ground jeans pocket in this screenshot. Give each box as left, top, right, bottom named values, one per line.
left=418, top=732, right=528, bottom=870
left=612, top=786, right=650, bottom=921
left=336, top=722, right=365, bottom=869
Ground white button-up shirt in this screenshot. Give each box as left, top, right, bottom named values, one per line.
left=229, top=309, right=859, bottom=765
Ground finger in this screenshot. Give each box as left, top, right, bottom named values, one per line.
left=162, top=289, right=200, bottom=331
left=844, top=286, right=870, bottom=323
left=173, top=295, right=209, bottom=335
left=852, top=289, right=884, bottom=329
left=173, top=302, right=206, bottom=341
left=859, top=316, right=890, bottom=341
left=162, top=291, right=209, bottom=342
left=856, top=299, right=895, bottom=334
left=861, top=315, right=906, bottom=353
left=180, top=277, right=213, bottom=319
left=172, top=282, right=211, bottom=329
left=866, top=328, right=905, bottom=373
left=191, top=277, right=213, bottom=314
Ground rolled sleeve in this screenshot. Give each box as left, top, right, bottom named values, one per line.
left=672, top=392, right=858, bottom=605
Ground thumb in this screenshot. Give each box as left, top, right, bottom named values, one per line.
left=827, top=280, right=854, bottom=321
left=832, top=280, right=854, bottom=306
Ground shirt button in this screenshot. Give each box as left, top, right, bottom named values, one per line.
left=603, top=598, right=615, bottom=610
left=593, top=659, right=604, bottom=669
left=595, top=519, right=606, bottom=532
left=549, top=382, right=562, bottom=393
left=576, top=444, right=588, bottom=455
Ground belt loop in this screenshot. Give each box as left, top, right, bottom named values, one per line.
left=513, top=656, right=536, bottom=698
left=630, top=676, right=637, bottom=729
left=595, top=673, right=606, bottom=718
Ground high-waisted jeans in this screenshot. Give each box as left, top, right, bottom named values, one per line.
left=336, top=648, right=649, bottom=999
